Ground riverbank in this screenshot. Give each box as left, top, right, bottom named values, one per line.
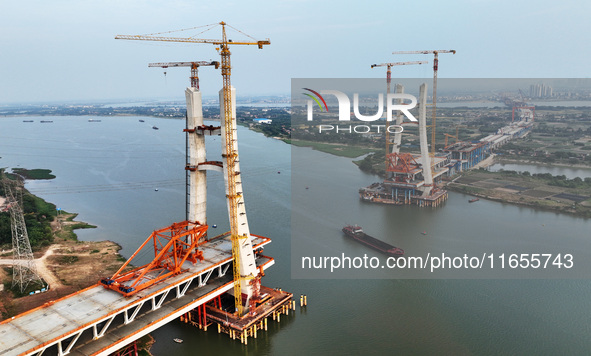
left=0, top=212, right=127, bottom=319
left=0, top=169, right=152, bottom=353
left=290, top=139, right=376, bottom=158
left=446, top=169, right=591, bottom=218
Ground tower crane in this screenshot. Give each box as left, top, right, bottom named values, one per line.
left=116, top=21, right=270, bottom=316
left=444, top=124, right=467, bottom=147
left=148, top=61, right=219, bottom=90
left=370, top=61, right=427, bottom=158
left=392, top=50, right=456, bottom=157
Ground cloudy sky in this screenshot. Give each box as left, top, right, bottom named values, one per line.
left=0, top=0, right=589, bottom=103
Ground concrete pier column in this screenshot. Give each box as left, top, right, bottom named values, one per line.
left=185, top=87, right=207, bottom=225
left=418, top=83, right=433, bottom=196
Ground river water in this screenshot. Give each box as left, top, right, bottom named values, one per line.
left=1, top=116, right=591, bottom=354
left=489, top=162, right=591, bottom=179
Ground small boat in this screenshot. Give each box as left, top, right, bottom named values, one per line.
left=212, top=224, right=217, bottom=228
left=139, top=119, right=145, bottom=122
left=23, top=120, right=34, bottom=123
left=421, top=231, right=427, bottom=235
left=88, top=119, right=101, bottom=122
left=468, top=198, right=479, bottom=203
left=40, top=120, right=53, bottom=123
left=154, top=188, right=159, bottom=192
left=152, top=126, right=159, bottom=130
left=173, top=338, right=183, bottom=344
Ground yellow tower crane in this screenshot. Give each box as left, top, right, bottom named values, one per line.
left=370, top=61, right=428, bottom=158
left=391, top=50, right=456, bottom=157
left=444, top=124, right=467, bottom=147
left=116, top=21, right=270, bottom=316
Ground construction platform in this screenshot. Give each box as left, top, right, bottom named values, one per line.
left=179, top=285, right=294, bottom=344
left=359, top=153, right=449, bottom=207
left=360, top=184, right=448, bottom=207
left=0, top=233, right=273, bottom=356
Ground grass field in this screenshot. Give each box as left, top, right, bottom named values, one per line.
left=290, top=139, right=376, bottom=158
left=447, top=169, right=591, bottom=218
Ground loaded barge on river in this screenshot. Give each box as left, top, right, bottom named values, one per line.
left=342, top=225, right=404, bottom=256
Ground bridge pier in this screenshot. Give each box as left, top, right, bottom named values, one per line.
left=183, top=285, right=293, bottom=343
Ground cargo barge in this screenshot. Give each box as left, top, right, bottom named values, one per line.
left=342, top=225, right=404, bottom=256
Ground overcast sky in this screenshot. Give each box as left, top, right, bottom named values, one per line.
left=1, top=0, right=589, bottom=104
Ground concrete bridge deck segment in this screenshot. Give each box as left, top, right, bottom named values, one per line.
left=0, top=233, right=273, bottom=356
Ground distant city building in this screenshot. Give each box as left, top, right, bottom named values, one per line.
left=529, top=83, right=553, bottom=98
left=253, top=118, right=272, bottom=124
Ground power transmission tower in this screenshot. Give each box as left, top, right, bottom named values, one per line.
left=2, top=178, right=43, bottom=293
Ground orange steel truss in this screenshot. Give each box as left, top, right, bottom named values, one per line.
left=100, top=221, right=208, bottom=297
left=386, top=152, right=420, bottom=174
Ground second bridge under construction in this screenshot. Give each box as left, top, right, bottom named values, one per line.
left=359, top=83, right=449, bottom=207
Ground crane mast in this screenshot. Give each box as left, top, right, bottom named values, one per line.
left=391, top=50, right=456, bottom=158
left=116, top=21, right=270, bottom=316
left=370, top=61, right=427, bottom=158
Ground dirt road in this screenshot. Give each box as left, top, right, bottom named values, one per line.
left=0, top=245, right=63, bottom=289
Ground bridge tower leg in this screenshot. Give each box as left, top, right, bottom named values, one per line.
left=219, top=86, right=259, bottom=314
left=418, top=83, right=433, bottom=197
left=185, top=87, right=207, bottom=225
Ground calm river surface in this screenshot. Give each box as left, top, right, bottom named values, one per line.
left=489, top=162, right=591, bottom=179
left=1, top=116, right=590, bottom=355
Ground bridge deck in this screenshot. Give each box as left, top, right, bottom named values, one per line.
left=0, top=233, right=271, bottom=356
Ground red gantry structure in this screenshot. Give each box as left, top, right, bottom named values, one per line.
left=100, top=221, right=209, bottom=297
left=359, top=83, right=449, bottom=207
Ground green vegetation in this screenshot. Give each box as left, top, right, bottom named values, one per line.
left=2, top=267, right=47, bottom=298
left=1, top=169, right=95, bottom=249
left=11, top=168, right=56, bottom=180
left=495, top=107, right=591, bottom=166
left=55, top=213, right=97, bottom=240
left=244, top=117, right=291, bottom=138
left=291, top=139, right=376, bottom=158
left=236, top=107, right=291, bottom=140
left=0, top=188, right=56, bottom=249
left=354, top=151, right=386, bottom=176
left=448, top=169, right=591, bottom=218
left=496, top=169, right=591, bottom=189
